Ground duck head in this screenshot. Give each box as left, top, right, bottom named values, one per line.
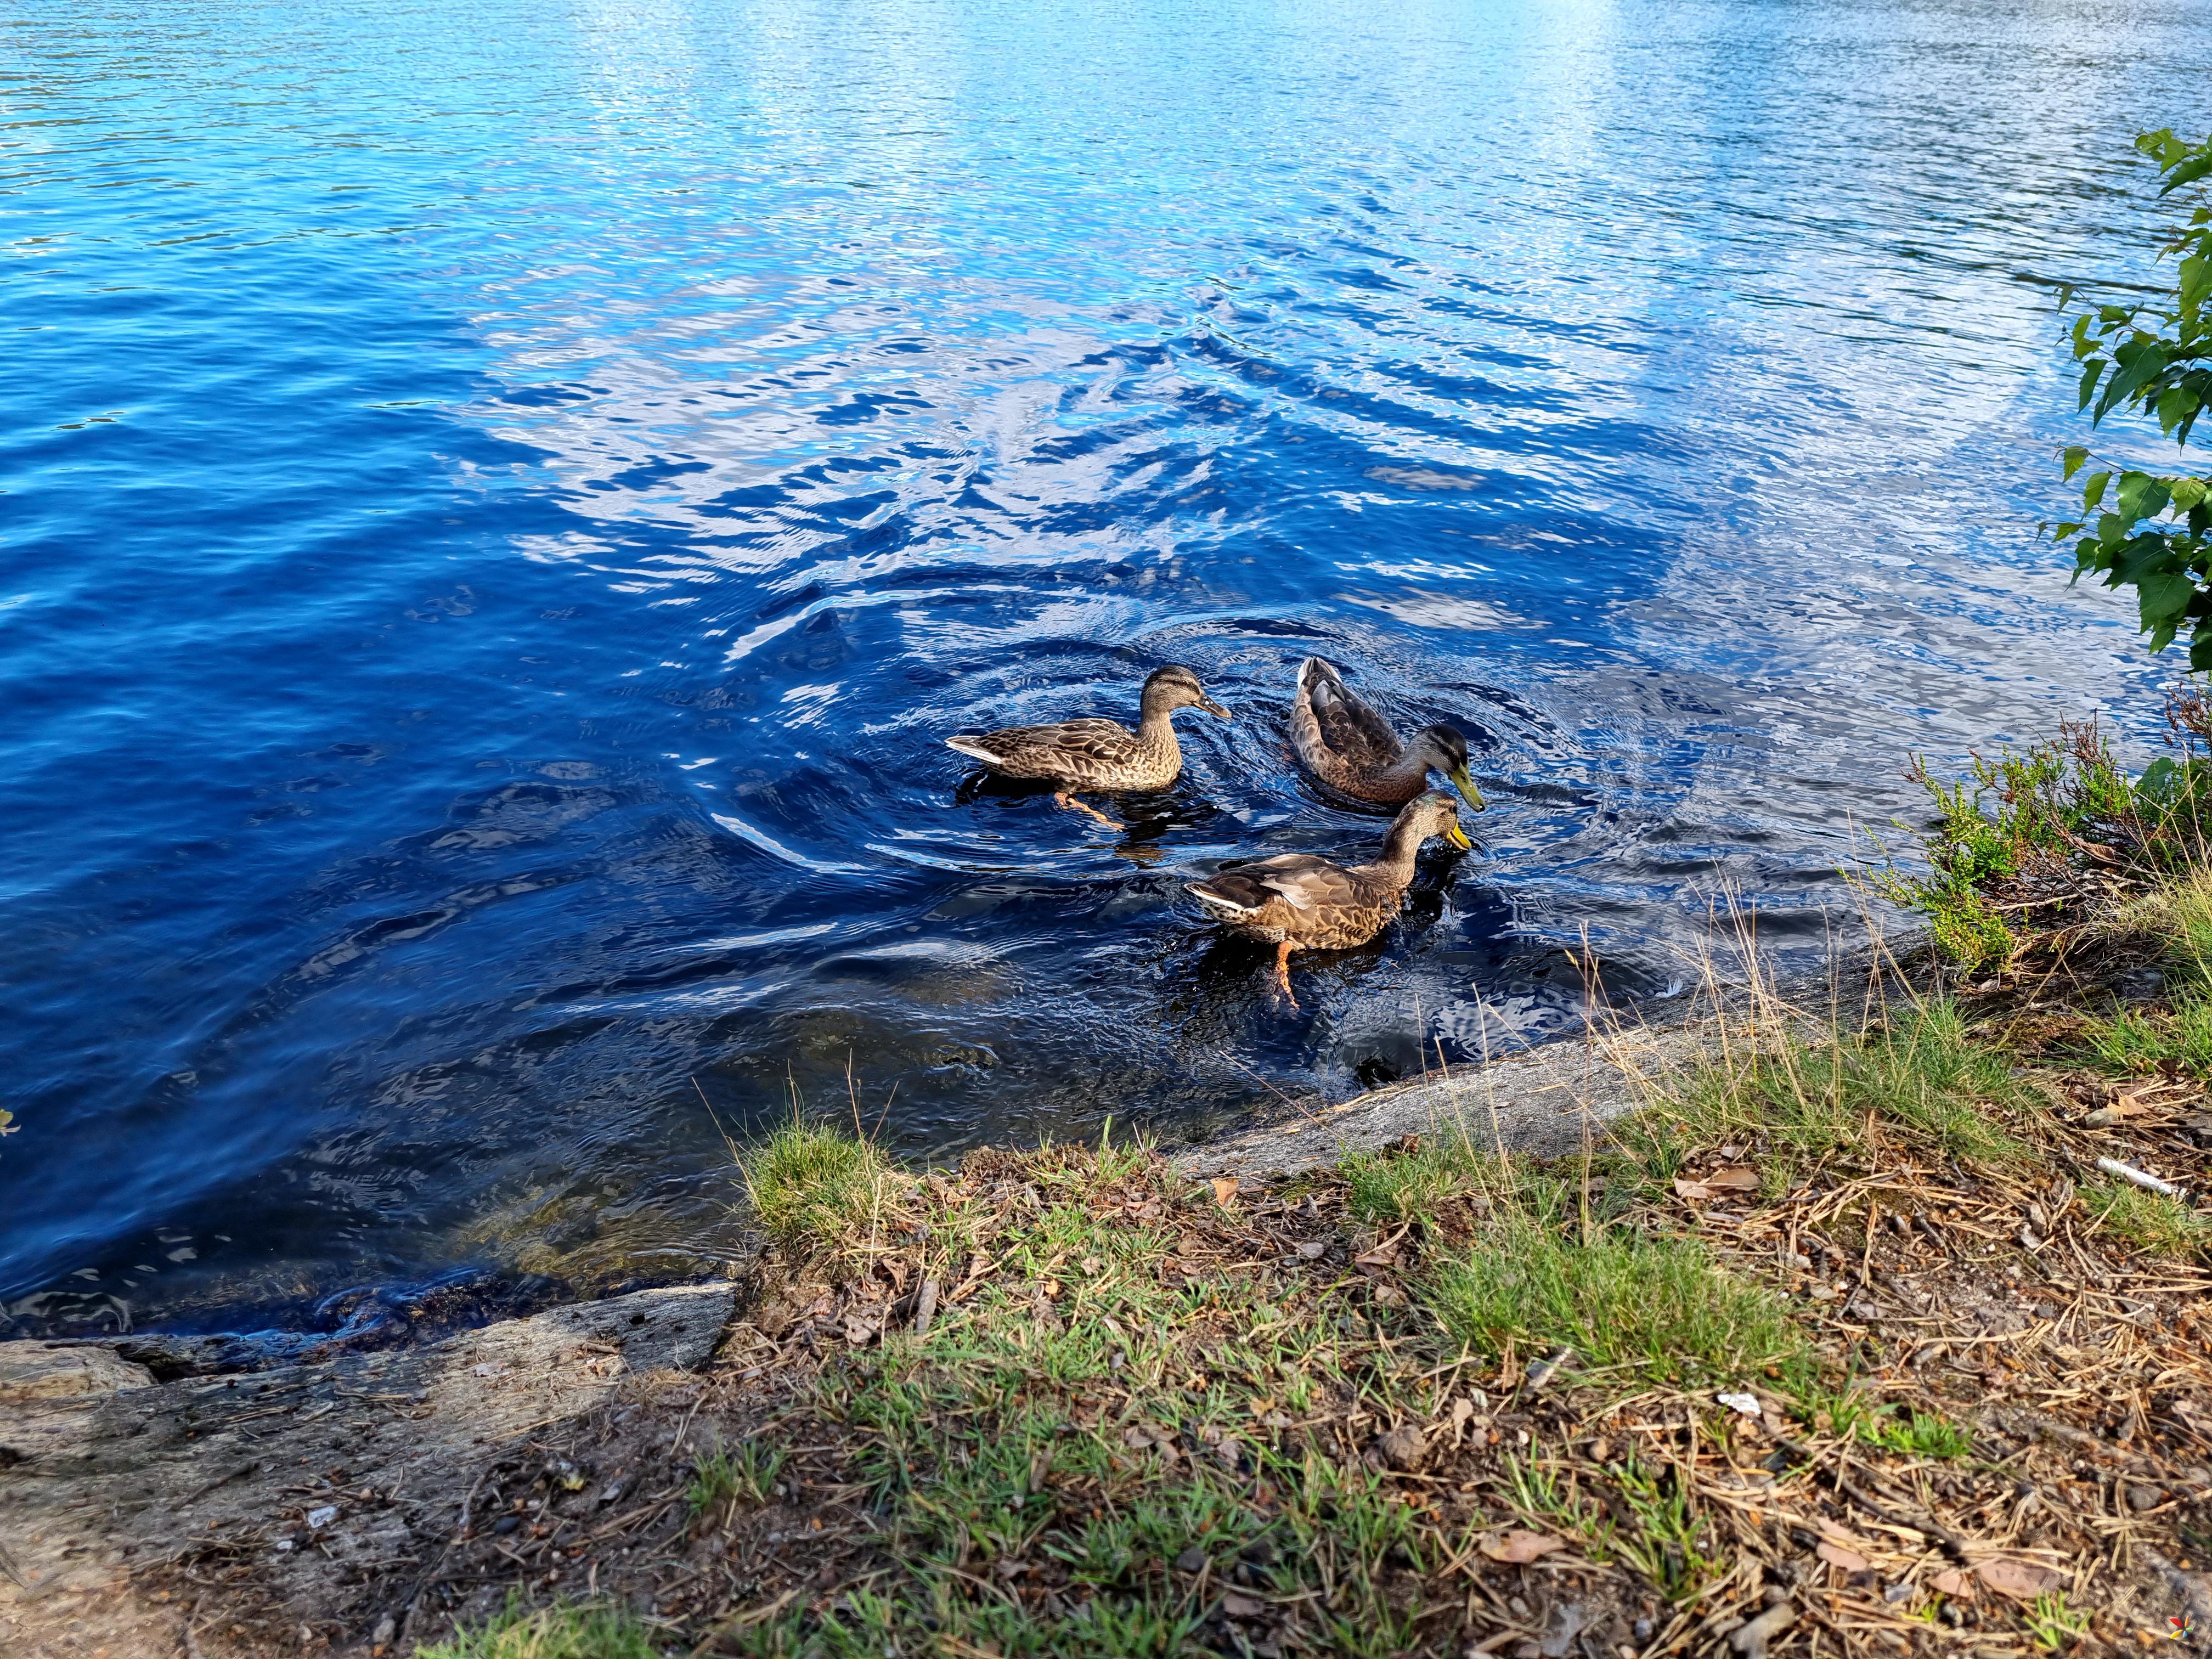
left=1411, top=723, right=1484, bottom=811
left=1401, top=788, right=1473, bottom=851
left=1142, top=664, right=1231, bottom=719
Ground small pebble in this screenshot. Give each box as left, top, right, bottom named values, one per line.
left=1373, top=1423, right=1427, bottom=1470
left=1633, top=1621, right=1654, bottom=1641
left=493, top=1515, right=520, bottom=1534
left=1174, top=1547, right=1207, bottom=1573
left=2128, top=1485, right=2164, bottom=1513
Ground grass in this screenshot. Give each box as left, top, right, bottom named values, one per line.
left=2023, top=1589, right=2091, bottom=1653
left=687, top=1439, right=786, bottom=1515
left=2158, top=867, right=2212, bottom=979
left=2081, top=1177, right=2211, bottom=1259
left=1340, top=1136, right=1497, bottom=1224
left=416, top=1596, right=662, bottom=1659
left=721, top=1138, right=1457, bottom=1657
left=1861, top=1406, right=1973, bottom=1460
left=740, top=1115, right=898, bottom=1254
left=1629, top=999, right=2028, bottom=1175
left=1423, top=1213, right=1807, bottom=1390
left=2082, top=992, right=2212, bottom=1076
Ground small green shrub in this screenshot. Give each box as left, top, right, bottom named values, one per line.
left=1877, top=723, right=2205, bottom=966
left=416, top=1596, right=661, bottom=1659
left=1423, top=1215, right=1806, bottom=1389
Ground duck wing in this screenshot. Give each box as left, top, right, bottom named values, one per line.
left=1293, top=657, right=1403, bottom=772
left=1189, top=853, right=1361, bottom=915
left=946, top=717, right=1140, bottom=776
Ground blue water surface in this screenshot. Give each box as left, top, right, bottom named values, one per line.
left=4, top=0, right=2207, bottom=1334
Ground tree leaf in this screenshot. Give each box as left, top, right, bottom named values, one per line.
left=2173, top=477, right=2208, bottom=512
left=1975, top=1559, right=2062, bottom=1600
left=2078, top=360, right=2105, bottom=411
left=2082, top=470, right=2111, bottom=511
left=1817, top=1541, right=1871, bottom=1574
left=2141, top=571, right=2194, bottom=628
left=1477, top=1530, right=1566, bottom=1564
left=2164, top=153, right=2212, bottom=195
left=2100, top=345, right=2172, bottom=421
left=2062, top=445, right=2090, bottom=480
left=2116, top=471, right=2161, bottom=521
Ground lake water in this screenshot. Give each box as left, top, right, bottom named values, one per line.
left=4, top=0, right=2205, bottom=1338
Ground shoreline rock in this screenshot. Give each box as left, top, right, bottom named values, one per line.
left=0, top=1283, right=736, bottom=1659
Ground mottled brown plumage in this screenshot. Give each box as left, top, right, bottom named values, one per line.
left=946, top=664, right=1229, bottom=828
left=1186, top=791, right=1472, bottom=1006
left=1289, top=657, right=1483, bottom=810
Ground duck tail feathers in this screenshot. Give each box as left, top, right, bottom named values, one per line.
left=1297, top=656, right=1346, bottom=706
left=1186, top=881, right=1263, bottom=917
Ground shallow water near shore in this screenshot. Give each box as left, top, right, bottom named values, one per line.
left=3, top=0, right=2206, bottom=1334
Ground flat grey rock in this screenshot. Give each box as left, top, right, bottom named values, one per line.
left=1178, top=1014, right=1713, bottom=1178
left=0, top=1344, right=156, bottom=1405
left=0, top=1281, right=737, bottom=1658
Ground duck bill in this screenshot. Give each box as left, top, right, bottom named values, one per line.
left=1445, top=818, right=1473, bottom=851
left=1200, top=697, right=1232, bottom=719
left=1448, top=765, right=1486, bottom=811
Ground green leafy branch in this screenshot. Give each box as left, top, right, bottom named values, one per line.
left=2050, top=129, right=2212, bottom=665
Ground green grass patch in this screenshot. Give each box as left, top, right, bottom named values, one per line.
left=740, top=1117, right=900, bottom=1252
left=687, top=1439, right=786, bottom=1516
left=2081, top=991, right=2212, bottom=1076
left=731, top=1147, right=1451, bottom=1657
left=2081, top=1178, right=2211, bottom=1260
left=1863, top=1406, right=1972, bottom=1460
left=2158, top=869, right=2212, bottom=984
left=1339, top=1137, right=1492, bottom=1224
left=1629, top=1001, right=2028, bottom=1174
left=1421, top=1212, right=1807, bottom=1390
left=1336, top=1137, right=1570, bottom=1227
left=417, top=1595, right=661, bottom=1659
left=2023, top=1589, right=2091, bottom=1653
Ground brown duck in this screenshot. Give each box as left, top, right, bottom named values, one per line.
left=1289, top=656, right=1483, bottom=809
left=1185, top=790, right=1471, bottom=1007
left=946, top=664, right=1230, bottom=829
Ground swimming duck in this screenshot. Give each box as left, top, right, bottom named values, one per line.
left=1289, top=657, right=1483, bottom=809
left=1185, top=789, right=1471, bottom=1008
left=946, top=664, right=1230, bottom=830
